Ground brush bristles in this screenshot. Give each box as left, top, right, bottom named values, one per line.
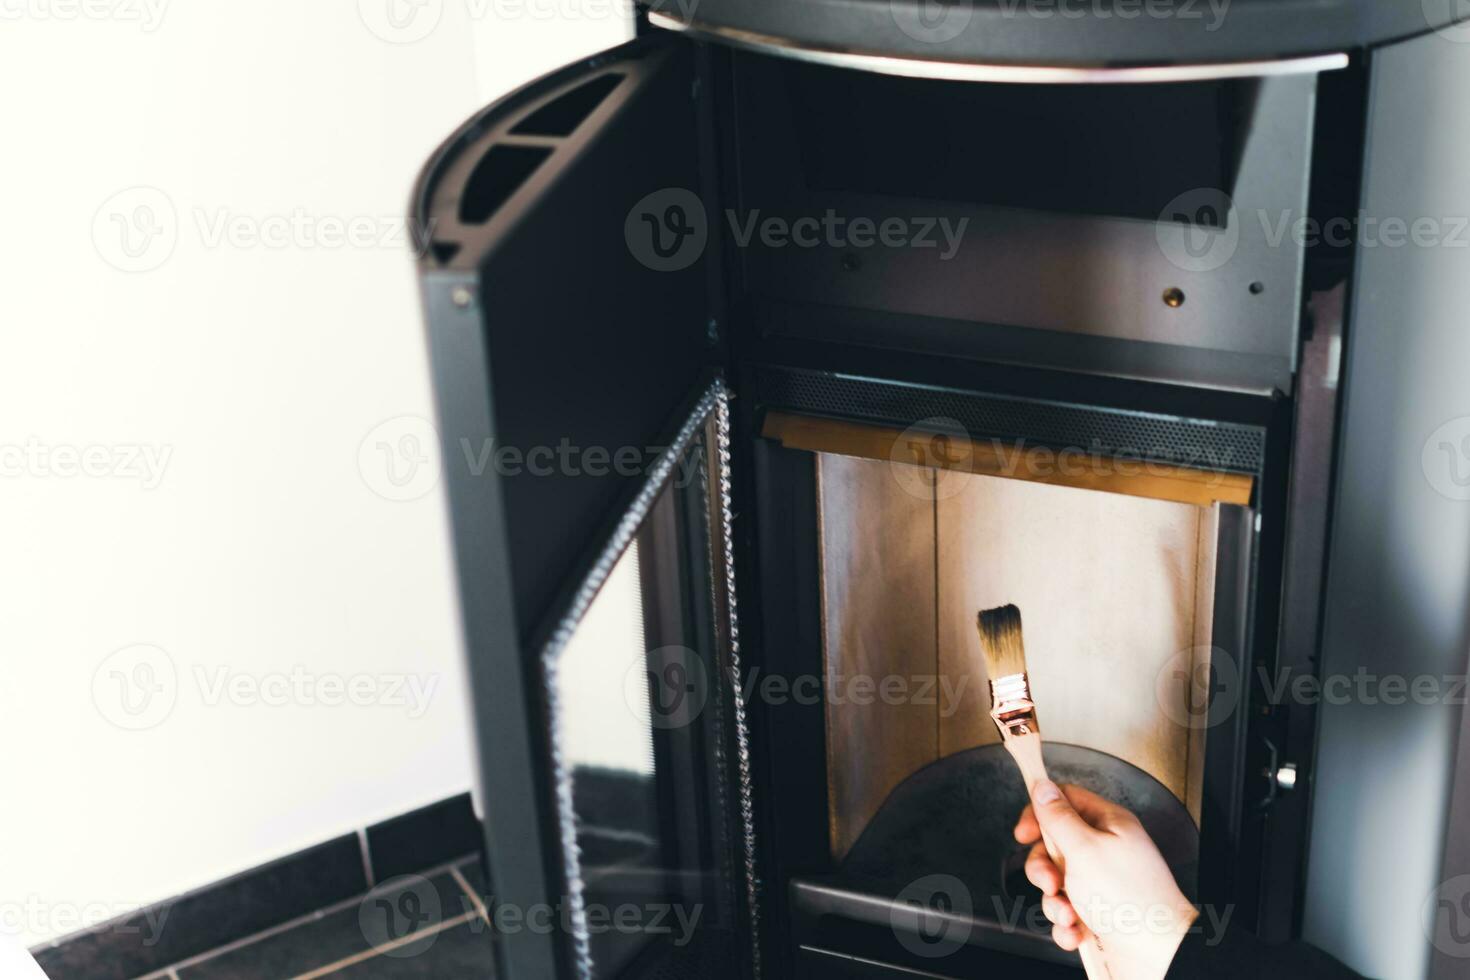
left=977, top=604, right=1027, bottom=680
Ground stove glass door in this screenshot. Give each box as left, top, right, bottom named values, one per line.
left=416, top=33, right=752, bottom=979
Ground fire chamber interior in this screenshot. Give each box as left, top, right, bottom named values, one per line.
left=817, top=452, right=1219, bottom=860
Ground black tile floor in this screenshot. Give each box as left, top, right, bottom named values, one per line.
left=132, top=857, right=495, bottom=980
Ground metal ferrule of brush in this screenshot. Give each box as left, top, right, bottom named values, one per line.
left=988, top=672, right=1038, bottom=740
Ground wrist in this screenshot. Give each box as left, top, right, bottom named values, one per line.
left=1144, top=902, right=1198, bottom=980
left=1101, top=898, right=1197, bottom=980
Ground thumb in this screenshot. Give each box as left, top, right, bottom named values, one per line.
left=1029, top=779, right=1097, bottom=855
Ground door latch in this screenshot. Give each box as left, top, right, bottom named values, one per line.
left=1258, top=738, right=1299, bottom=808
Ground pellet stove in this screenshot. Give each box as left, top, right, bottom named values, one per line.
left=414, top=7, right=1470, bottom=979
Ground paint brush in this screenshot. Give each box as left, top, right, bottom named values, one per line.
left=978, top=604, right=1112, bottom=980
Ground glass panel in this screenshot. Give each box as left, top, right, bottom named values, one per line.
left=558, top=539, right=665, bottom=974
left=551, top=434, right=744, bottom=979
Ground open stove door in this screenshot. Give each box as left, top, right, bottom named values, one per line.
left=414, top=36, right=755, bottom=980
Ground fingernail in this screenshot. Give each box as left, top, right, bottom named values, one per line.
left=1034, top=780, right=1062, bottom=805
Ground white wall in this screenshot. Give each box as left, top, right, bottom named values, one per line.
left=0, top=0, right=628, bottom=949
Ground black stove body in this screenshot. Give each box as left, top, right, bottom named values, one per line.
left=414, top=14, right=1470, bottom=980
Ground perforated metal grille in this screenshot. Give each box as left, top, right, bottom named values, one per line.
left=756, top=367, right=1264, bottom=475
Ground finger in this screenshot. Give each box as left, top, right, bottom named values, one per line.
left=1041, top=893, right=1078, bottom=928
left=1014, top=804, right=1040, bottom=844
left=1052, top=922, right=1085, bottom=952
left=1056, top=784, right=1137, bottom=833
left=1029, top=780, right=1101, bottom=855
left=1018, top=785, right=1126, bottom=841
left=1024, top=841, right=1062, bottom=896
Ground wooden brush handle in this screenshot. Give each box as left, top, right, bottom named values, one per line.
left=1005, top=734, right=1114, bottom=980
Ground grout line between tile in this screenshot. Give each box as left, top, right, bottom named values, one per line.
left=448, top=865, right=491, bottom=924
left=288, top=910, right=478, bottom=980
left=153, top=854, right=483, bottom=977
left=356, top=829, right=375, bottom=890
left=156, top=902, right=347, bottom=976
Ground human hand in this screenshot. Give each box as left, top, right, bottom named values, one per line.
left=1014, top=780, right=1199, bottom=980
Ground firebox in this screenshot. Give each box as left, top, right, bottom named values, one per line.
left=413, top=10, right=1470, bottom=980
